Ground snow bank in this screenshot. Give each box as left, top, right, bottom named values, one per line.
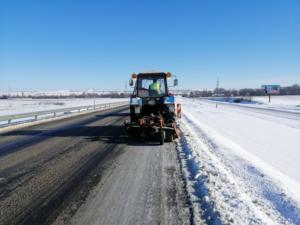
left=252, top=96, right=300, bottom=111
left=253, top=95, right=300, bottom=106
left=0, top=98, right=128, bottom=116
left=179, top=97, right=300, bottom=224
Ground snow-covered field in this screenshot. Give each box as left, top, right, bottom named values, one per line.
left=211, top=95, right=300, bottom=112
left=252, top=95, right=300, bottom=112
left=0, top=98, right=128, bottom=116
left=253, top=95, right=300, bottom=106
left=178, top=97, right=300, bottom=224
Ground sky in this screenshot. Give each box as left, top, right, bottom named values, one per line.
left=1, top=0, right=300, bottom=91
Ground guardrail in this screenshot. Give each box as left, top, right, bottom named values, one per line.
left=0, top=101, right=128, bottom=128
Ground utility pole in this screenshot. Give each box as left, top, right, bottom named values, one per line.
left=8, top=86, right=11, bottom=98
left=92, top=89, right=96, bottom=110
left=216, top=77, right=220, bottom=96
left=215, top=77, right=220, bottom=108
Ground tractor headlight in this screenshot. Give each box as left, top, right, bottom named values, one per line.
left=168, top=105, right=175, bottom=113
left=134, top=106, right=141, bottom=114
left=130, top=97, right=142, bottom=105
left=164, top=96, right=175, bottom=104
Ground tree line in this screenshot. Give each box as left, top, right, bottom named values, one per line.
left=0, top=92, right=131, bottom=99
left=185, top=84, right=300, bottom=98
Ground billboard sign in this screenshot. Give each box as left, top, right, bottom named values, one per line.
left=261, top=85, right=280, bottom=94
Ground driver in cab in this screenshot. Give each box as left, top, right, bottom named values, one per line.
left=149, top=79, right=161, bottom=95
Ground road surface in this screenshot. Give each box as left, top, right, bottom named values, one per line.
left=0, top=106, right=192, bottom=225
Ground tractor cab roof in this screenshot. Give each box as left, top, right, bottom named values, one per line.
left=135, top=72, right=172, bottom=79
left=137, top=72, right=166, bottom=77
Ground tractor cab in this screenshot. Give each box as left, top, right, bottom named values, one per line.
left=130, top=72, right=178, bottom=98
left=134, top=73, right=168, bottom=98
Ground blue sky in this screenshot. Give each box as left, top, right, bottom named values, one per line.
left=1, top=0, right=300, bottom=91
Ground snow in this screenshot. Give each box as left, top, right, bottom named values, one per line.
left=0, top=90, right=127, bottom=97
left=210, top=95, right=300, bottom=112
left=253, top=95, right=300, bottom=107
left=252, top=96, right=300, bottom=112
left=178, top=97, right=300, bottom=224
left=0, top=98, right=128, bottom=116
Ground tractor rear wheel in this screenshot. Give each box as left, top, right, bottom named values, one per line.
left=166, top=132, right=174, bottom=142
left=159, top=130, right=165, bottom=145
left=140, top=129, right=145, bottom=142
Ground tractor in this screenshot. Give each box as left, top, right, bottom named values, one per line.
left=124, top=72, right=180, bottom=145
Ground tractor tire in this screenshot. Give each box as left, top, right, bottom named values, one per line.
left=166, top=132, right=174, bottom=142
left=159, top=131, right=165, bottom=145
left=140, top=129, right=145, bottom=142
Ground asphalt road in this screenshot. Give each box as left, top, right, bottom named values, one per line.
left=0, top=106, right=191, bottom=225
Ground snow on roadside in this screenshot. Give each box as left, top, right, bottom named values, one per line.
left=251, top=96, right=300, bottom=112
left=179, top=123, right=293, bottom=224
left=0, top=98, right=128, bottom=116
left=252, top=96, right=300, bottom=108
left=178, top=98, right=300, bottom=224
left=210, top=95, right=300, bottom=113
